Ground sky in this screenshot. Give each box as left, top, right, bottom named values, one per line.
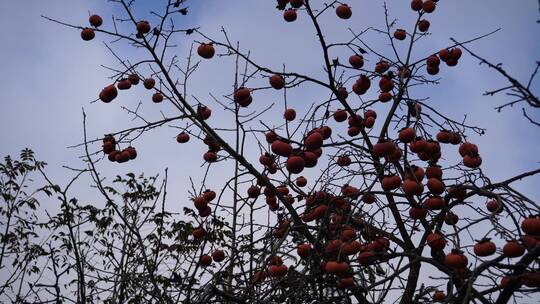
left=0, top=0, right=538, bottom=207
left=0, top=0, right=539, bottom=301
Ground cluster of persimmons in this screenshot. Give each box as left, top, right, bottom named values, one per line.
left=74, top=0, right=540, bottom=301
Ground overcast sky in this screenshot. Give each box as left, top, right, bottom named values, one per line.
left=0, top=1, right=539, bottom=303
left=0, top=0, right=539, bottom=214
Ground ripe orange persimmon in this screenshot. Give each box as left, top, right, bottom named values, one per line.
left=381, top=175, right=401, bottom=191
left=115, top=151, right=130, bottom=163
left=199, top=205, right=212, bottom=217
left=283, top=108, right=296, bottom=121
left=474, top=239, right=496, bottom=257
left=426, top=165, right=443, bottom=180
left=247, top=185, right=261, bottom=198
left=459, top=142, right=478, bottom=157
left=427, top=55, right=440, bottom=67
left=521, top=216, right=540, bottom=235
left=102, top=141, right=115, bottom=154
left=445, top=250, right=468, bottom=269
left=269, top=74, right=285, bottom=89
left=427, top=178, right=445, bottom=194
left=521, top=272, right=540, bottom=287
left=81, top=28, right=95, bottom=41
left=364, top=109, right=377, bottom=119
left=283, top=9, right=297, bottom=22
left=117, top=79, right=131, bottom=90
left=463, top=155, right=482, bottom=168
left=318, top=126, right=332, bottom=139
left=203, top=190, right=216, bottom=202
left=362, top=193, right=376, bottom=204
left=362, top=116, right=374, bottom=128
left=152, top=93, right=164, bottom=103
left=325, top=261, right=349, bottom=275
left=337, top=155, right=351, bottom=167
left=212, top=250, right=225, bottom=262
left=303, top=151, right=318, bottom=167
left=347, top=127, right=360, bottom=137
left=399, top=128, right=416, bottom=143
left=336, top=4, right=352, bottom=19
left=404, top=165, right=425, bottom=181
left=502, top=241, right=525, bottom=258
left=192, top=227, right=206, bottom=239
left=418, top=19, right=430, bottom=32
left=176, top=132, right=190, bottom=143
left=410, top=0, right=423, bottom=11
left=486, top=200, right=502, bottom=213
left=286, top=156, right=305, bottom=174
left=426, top=233, right=446, bottom=250
left=197, top=105, right=212, bottom=120
left=89, top=14, right=103, bottom=27
left=143, top=77, right=155, bottom=89
left=127, top=74, right=139, bottom=85
left=451, top=48, right=462, bottom=60
left=271, top=140, right=292, bottom=157
left=422, top=0, right=436, bottom=13
left=295, top=176, right=307, bottom=187
left=203, top=151, right=217, bottom=162
left=402, top=179, right=423, bottom=196
left=197, top=43, right=215, bottom=59
left=375, top=60, right=390, bottom=73
left=107, top=150, right=119, bottom=162
left=297, top=243, right=312, bottom=258
left=342, top=241, right=362, bottom=255
left=424, top=196, right=445, bottom=210
left=393, top=29, right=406, bottom=40
left=136, top=21, right=151, bottom=34
left=338, top=277, right=355, bottom=288
left=349, top=55, right=364, bottom=68
left=409, top=206, right=428, bottom=219
left=427, top=65, right=439, bottom=75
left=433, top=291, right=446, bottom=302
left=199, top=254, right=212, bottom=267
left=340, top=228, right=356, bottom=242
left=353, top=74, right=371, bottom=94
left=333, top=109, right=347, bottom=122
left=378, top=76, right=394, bottom=92
left=357, top=251, right=376, bottom=265
left=233, top=87, right=251, bottom=104
left=125, top=147, right=137, bottom=160
left=385, top=147, right=403, bottom=163
left=436, top=130, right=452, bottom=143
left=193, top=196, right=208, bottom=210
left=304, top=132, right=324, bottom=151
left=445, top=212, right=459, bottom=225
left=379, top=92, right=392, bottom=102
left=268, top=264, right=288, bottom=277
left=335, top=87, right=348, bottom=101
left=265, top=131, right=278, bottom=143
left=372, top=140, right=395, bottom=157
left=439, top=48, right=451, bottom=62
left=99, top=85, right=118, bottom=103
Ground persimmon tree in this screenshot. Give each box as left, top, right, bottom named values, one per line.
left=3, top=0, right=539, bottom=303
